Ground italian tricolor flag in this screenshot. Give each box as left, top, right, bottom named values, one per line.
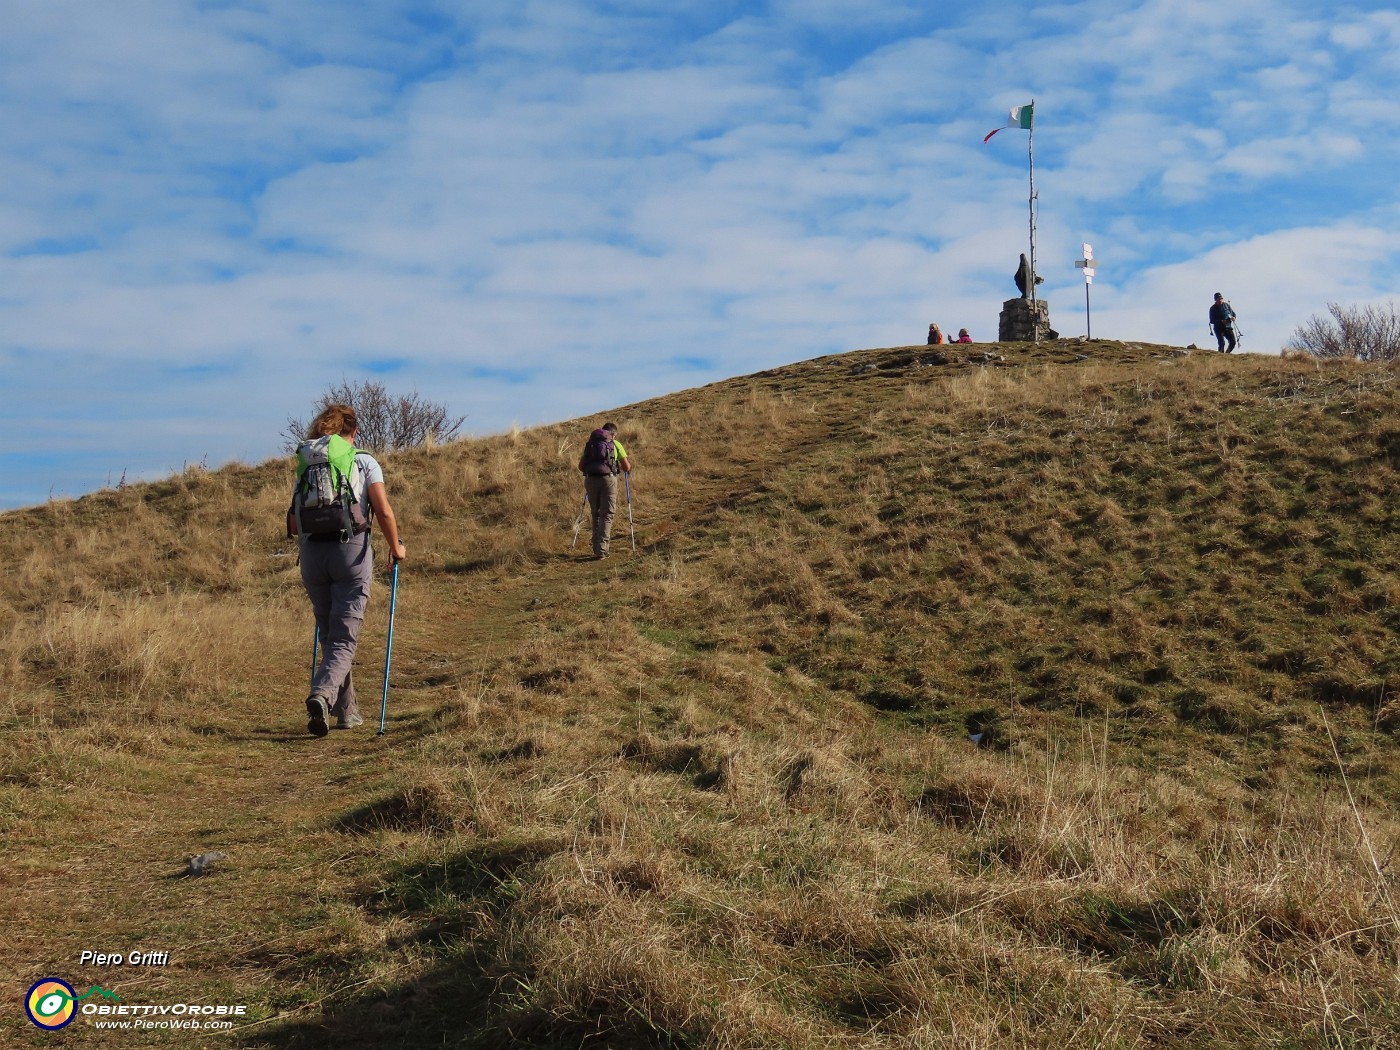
left=983, top=103, right=1033, bottom=143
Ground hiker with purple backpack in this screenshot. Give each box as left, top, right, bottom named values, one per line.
left=576, top=422, right=632, bottom=560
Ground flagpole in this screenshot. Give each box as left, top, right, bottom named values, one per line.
left=1027, top=97, right=1038, bottom=342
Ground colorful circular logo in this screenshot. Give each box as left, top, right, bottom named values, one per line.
left=26, top=979, right=78, bottom=1030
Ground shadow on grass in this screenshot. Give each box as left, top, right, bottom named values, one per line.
left=242, top=840, right=705, bottom=1050
left=243, top=709, right=439, bottom=748
left=239, top=969, right=698, bottom=1050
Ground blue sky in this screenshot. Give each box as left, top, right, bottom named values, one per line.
left=4, top=0, right=1400, bottom=509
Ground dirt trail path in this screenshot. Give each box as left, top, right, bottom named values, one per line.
left=9, top=405, right=845, bottom=1045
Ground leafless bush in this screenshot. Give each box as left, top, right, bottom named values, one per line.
left=283, top=379, right=466, bottom=454
left=1286, top=301, right=1400, bottom=361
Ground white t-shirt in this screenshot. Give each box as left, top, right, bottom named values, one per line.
left=351, top=450, right=384, bottom=517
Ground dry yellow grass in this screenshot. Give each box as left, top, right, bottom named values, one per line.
left=2, top=340, right=1398, bottom=1048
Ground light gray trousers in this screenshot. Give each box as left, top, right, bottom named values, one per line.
left=299, top=533, right=373, bottom=719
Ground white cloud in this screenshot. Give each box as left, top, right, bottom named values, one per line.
left=1330, top=10, right=1400, bottom=51
left=6, top=0, right=1400, bottom=508
left=1220, top=132, right=1364, bottom=179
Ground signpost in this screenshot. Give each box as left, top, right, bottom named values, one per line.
left=1075, top=243, right=1096, bottom=339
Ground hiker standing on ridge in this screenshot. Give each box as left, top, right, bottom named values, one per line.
left=289, top=404, right=406, bottom=737
left=577, top=421, right=632, bottom=560
left=1209, top=292, right=1239, bottom=353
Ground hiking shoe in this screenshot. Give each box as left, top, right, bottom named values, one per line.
left=335, top=712, right=365, bottom=730
left=305, top=696, right=330, bottom=737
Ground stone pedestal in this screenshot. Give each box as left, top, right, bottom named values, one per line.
left=998, top=297, right=1055, bottom=342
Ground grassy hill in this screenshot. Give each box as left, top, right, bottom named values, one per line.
left=3, top=340, right=1398, bottom=1048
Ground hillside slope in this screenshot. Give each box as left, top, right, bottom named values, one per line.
left=3, top=341, right=1398, bottom=1049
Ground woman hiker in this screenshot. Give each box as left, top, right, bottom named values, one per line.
left=289, top=404, right=406, bottom=736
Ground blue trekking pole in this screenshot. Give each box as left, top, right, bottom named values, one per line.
left=624, top=471, right=636, bottom=551
left=377, top=560, right=400, bottom=737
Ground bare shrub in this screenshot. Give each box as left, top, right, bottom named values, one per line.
left=1286, top=301, right=1400, bottom=361
left=283, top=379, right=465, bottom=454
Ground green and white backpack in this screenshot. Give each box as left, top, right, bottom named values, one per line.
left=289, top=434, right=371, bottom=540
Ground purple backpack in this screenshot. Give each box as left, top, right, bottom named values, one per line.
left=581, top=429, right=616, bottom=476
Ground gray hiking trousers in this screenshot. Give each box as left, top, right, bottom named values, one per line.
left=300, top=532, right=374, bottom=720
left=584, top=473, right=618, bottom=556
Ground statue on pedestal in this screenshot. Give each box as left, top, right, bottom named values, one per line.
left=999, top=255, right=1056, bottom=341
left=1013, top=253, right=1043, bottom=299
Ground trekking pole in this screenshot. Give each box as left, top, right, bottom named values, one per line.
left=377, top=559, right=400, bottom=737
left=624, top=471, right=636, bottom=552
left=569, top=491, right=589, bottom=549
left=309, top=626, right=319, bottom=693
